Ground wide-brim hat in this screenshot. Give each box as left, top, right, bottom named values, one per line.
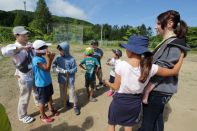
left=121, top=35, right=151, bottom=55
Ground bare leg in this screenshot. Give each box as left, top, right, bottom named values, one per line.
left=108, top=124, right=115, bottom=131
left=142, top=82, right=155, bottom=104
left=124, top=126, right=132, bottom=131
left=39, top=103, right=47, bottom=118
left=48, top=97, right=54, bottom=111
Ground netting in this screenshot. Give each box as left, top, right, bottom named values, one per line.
left=52, top=24, right=83, bottom=44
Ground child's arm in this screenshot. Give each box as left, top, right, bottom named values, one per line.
left=156, top=52, right=184, bottom=76
left=67, top=59, right=77, bottom=74
left=143, top=53, right=184, bottom=104
left=79, top=63, right=86, bottom=70
left=104, top=73, right=121, bottom=90
left=38, top=50, right=55, bottom=72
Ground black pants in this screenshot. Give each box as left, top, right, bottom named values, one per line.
left=139, top=91, right=172, bottom=131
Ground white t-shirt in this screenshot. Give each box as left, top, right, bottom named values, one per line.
left=109, top=58, right=121, bottom=77
left=115, top=61, right=158, bottom=94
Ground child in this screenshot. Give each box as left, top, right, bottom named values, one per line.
left=106, top=49, right=122, bottom=96
left=52, top=41, right=80, bottom=115
left=79, top=47, right=100, bottom=102
left=104, top=35, right=184, bottom=131
left=32, top=40, right=59, bottom=123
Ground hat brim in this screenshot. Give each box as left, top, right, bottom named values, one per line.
left=18, top=30, right=30, bottom=35
left=121, top=43, right=151, bottom=55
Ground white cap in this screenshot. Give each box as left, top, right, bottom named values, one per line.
left=13, top=26, right=30, bottom=35
left=33, top=40, right=51, bottom=50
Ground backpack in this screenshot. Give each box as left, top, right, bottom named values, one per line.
left=14, top=50, right=33, bottom=73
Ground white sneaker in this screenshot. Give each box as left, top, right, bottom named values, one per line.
left=19, top=115, right=35, bottom=124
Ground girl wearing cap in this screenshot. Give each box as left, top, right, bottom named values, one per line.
left=106, top=49, right=122, bottom=96
left=104, top=35, right=184, bottom=131
left=139, top=10, right=190, bottom=131
left=32, top=40, right=59, bottom=123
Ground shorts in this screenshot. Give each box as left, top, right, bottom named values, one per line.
left=109, top=75, right=115, bottom=83
left=108, top=93, right=142, bottom=126
left=85, top=79, right=96, bottom=89
left=36, top=83, right=54, bottom=104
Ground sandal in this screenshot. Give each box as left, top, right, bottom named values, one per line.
left=19, top=115, right=35, bottom=124
left=50, top=109, right=60, bottom=116
left=40, top=116, right=54, bottom=123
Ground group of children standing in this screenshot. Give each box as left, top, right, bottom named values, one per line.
left=31, top=39, right=107, bottom=123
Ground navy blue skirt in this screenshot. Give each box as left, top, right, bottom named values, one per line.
left=108, top=93, right=142, bottom=126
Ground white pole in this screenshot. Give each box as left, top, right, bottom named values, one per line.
left=101, top=24, right=103, bottom=45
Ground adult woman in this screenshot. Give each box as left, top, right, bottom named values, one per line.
left=138, top=10, right=190, bottom=131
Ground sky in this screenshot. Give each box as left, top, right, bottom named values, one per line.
left=0, top=0, right=196, bottom=29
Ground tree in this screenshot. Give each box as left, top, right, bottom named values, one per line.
left=13, top=12, right=28, bottom=26
left=29, top=0, right=52, bottom=34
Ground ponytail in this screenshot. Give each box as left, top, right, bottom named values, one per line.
left=139, top=52, right=153, bottom=83
left=175, top=20, right=188, bottom=39
left=157, top=10, right=188, bottom=40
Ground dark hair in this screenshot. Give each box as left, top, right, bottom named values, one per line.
left=139, top=52, right=153, bottom=83
left=157, top=10, right=188, bottom=39
left=91, top=40, right=99, bottom=45
left=39, top=45, right=48, bottom=50
left=57, top=45, right=63, bottom=51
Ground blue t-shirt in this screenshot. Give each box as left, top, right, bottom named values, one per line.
left=32, top=56, right=52, bottom=87
left=80, top=57, right=100, bottom=81
left=92, top=48, right=103, bottom=64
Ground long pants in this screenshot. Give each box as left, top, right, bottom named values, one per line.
left=96, top=68, right=103, bottom=84
left=138, top=91, right=172, bottom=131
left=59, top=83, right=77, bottom=104
left=17, top=79, right=39, bottom=119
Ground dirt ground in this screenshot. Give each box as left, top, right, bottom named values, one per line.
left=0, top=45, right=197, bottom=131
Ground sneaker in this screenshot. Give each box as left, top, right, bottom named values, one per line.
left=19, top=115, right=35, bottom=124
left=107, top=90, right=114, bottom=97
left=74, top=107, right=80, bottom=115
left=89, top=97, right=97, bottom=102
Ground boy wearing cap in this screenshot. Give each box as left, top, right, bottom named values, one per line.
left=1, top=26, right=39, bottom=124
left=106, top=49, right=122, bottom=96
left=32, top=40, right=59, bottom=123
left=91, top=40, right=104, bottom=86
left=79, top=47, right=100, bottom=102
left=52, top=42, right=80, bottom=115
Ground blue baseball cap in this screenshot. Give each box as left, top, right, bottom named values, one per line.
left=121, top=35, right=151, bottom=55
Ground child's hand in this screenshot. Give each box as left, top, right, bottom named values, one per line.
left=103, top=80, right=109, bottom=87
left=50, top=52, right=56, bottom=60
left=46, top=50, right=55, bottom=60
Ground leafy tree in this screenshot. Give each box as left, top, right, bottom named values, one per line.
left=13, top=12, right=28, bottom=26
left=29, top=0, right=52, bottom=34
left=187, top=27, right=197, bottom=48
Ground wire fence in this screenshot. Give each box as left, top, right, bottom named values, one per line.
left=52, top=24, right=83, bottom=44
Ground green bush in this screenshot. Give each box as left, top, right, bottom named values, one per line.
left=0, top=26, right=15, bottom=44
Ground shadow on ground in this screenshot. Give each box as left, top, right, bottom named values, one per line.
left=30, top=116, right=94, bottom=131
